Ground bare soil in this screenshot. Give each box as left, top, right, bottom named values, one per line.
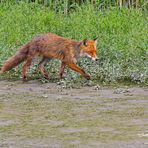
left=0, top=80, right=148, bottom=148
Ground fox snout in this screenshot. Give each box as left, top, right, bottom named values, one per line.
left=92, top=57, right=99, bottom=61
left=85, top=53, right=98, bottom=61
left=83, top=53, right=98, bottom=61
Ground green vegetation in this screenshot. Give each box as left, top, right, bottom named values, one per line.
left=1, top=0, right=147, bottom=11
left=0, top=2, right=147, bottom=86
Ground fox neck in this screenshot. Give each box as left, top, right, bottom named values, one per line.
left=79, top=44, right=87, bottom=57
left=72, top=42, right=89, bottom=60
left=73, top=42, right=82, bottom=59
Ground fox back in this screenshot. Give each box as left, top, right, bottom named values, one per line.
left=28, top=33, right=98, bottom=62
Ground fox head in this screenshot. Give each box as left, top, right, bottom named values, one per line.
left=80, top=38, right=98, bottom=61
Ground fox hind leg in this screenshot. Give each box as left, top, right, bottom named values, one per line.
left=22, top=57, right=33, bottom=82
left=38, top=57, right=51, bottom=79
left=59, top=62, right=66, bottom=79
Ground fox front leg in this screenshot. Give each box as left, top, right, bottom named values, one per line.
left=66, top=62, right=90, bottom=80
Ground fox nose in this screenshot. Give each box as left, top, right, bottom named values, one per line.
left=95, top=58, right=99, bottom=61
left=92, top=57, right=99, bottom=61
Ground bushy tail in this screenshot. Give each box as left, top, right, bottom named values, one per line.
left=0, top=44, right=29, bottom=73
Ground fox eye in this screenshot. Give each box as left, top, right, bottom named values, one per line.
left=83, top=39, right=88, bottom=46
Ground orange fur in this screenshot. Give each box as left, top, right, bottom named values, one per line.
left=0, top=44, right=29, bottom=73
left=0, top=33, right=98, bottom=81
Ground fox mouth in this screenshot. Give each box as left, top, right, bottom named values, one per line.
left=84, top=53, right=98, bottom=61
left=80, top=53, right=98, bottom=61
left=91, top=57, right=97, bottom=61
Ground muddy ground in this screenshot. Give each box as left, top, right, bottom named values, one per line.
left=0, top=80, right=148, bottom=148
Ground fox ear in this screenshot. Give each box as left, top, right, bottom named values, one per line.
left=93, top=37, right=98, bottom=45
left=94, top=37, right=98, bottom=41
left=83, top=39, right=88, bottom=46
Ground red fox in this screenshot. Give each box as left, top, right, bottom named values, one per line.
left=0, top=33, right=98, bottom=81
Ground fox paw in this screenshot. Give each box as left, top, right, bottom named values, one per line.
left=22, top=78, right=28, bottom=83
left=44, top=75, right=49, bottom=80
left=84, top=74, right=91, bottom=80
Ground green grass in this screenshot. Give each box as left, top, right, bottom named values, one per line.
left=0, top=2, right=147, bottom=87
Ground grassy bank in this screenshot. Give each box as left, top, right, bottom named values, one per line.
left=0, top=2, right=147, bottom=87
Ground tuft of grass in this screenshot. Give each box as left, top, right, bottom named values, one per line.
left=0, top=3, right=147, bottom=86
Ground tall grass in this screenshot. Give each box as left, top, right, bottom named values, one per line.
left=0, top=2, right=147, bottom=86
left=1, top=0, right=148, bottom=13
